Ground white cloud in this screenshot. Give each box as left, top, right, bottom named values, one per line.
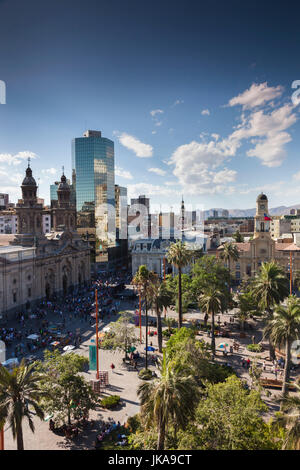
left=152, top=130, right=157, bottom=135
left=227, top=82, right=283, bottom=110
left=127, top=183, right=178, bottom=200
left=201, top=109, right=210, bottom=116
left=117, top=132, right=153, bottom=158
left=41, top=168, right=57, bottom=175
left=172, top=99, right=184, bottom=107
left=293, top=171, right=300, bottom=181
left=150, top=109, right=164, bottom=117
left=0, top=151, right=37, bottom=166
left=229, top=103, right=297, bottom=167
left=168, top=82, right=297, bottom=193
left=115, top=166, right=133, bottom=180
left=155, top=121, right=163, bottom=127
left=148, top=167, right=166, bottom=176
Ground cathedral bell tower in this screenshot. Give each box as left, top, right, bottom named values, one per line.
left=51, top=169, right=76, bottom=231
left=254, top=193, right=271, bottom=238
left=16, top=161, right=44, bottom=235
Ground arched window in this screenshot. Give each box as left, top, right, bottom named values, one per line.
left=260, top=222, right=264, bottom=232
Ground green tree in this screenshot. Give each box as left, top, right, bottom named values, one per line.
left=102, top=311, right=139, bottom=360
left=219, top=242, right=239, bottom=290
left=191, top=255, right=232, bottom=308
left=177, top=376, right=281, bottom=450
left=237, top=290, right=260, bottom=331
left=137, top=351, right=199, bottom=450
left=264, top=296, right=300, bottom=398
left=35, top=351, right=96, bottom=426
left=0, top=359, right=46, bottom=450
left=251, top=261, right=289, bottom=360
left=132, top=265, right=153, bottom=369
left=166, top=241, right=191, bottom=328
left=148, top=274, right=173, bottom=353
left=199, top=287, right=225, bottom=356
left=232, top=230, right=244, bottom=243
left=277, top=379, right=300, bottom=450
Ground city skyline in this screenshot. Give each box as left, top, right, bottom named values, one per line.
left=0, top=1, right=300, bottom=210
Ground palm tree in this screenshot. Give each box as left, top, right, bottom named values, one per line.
left=148, top=274, right=173, bottom=353
left=137, top=352, right=199, bottom=450
left=251, top=261, right=289, bottom=360
left=0, top=360, right=46, bottom=450
left=237, top=290, right=260, bottom=331
left=264, top=296, right=300, bottom=398
left=277, top=379, right=300, bottom=450
left=219, top=242, right=239, bottom=291
left=132, top=265, right=152, bottom=369
left=166, top=241, right=191, bottom=329
left=199, top=287, right=225, bottom=356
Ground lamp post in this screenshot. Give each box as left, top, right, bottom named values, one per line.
left=290, top=251, right=293, bottom=296
left=95, top=289, right=99, bottom=380
left=139, top=293, right=142, bottom=343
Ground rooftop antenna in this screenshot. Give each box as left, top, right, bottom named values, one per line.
left=62, top=165, right=65, bottom=176
left=27, top=157, right=31, bottom=168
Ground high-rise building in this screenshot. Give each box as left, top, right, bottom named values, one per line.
left=0, top=193, right=9, bottom=210
left=72, top=130, right=116, bottom=263
left=115, top=184, right=127, bottom=240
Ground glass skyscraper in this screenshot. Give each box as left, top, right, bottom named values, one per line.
left=72, top=130, right=116, bottom=262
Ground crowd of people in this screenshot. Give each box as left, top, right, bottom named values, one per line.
left=0, top=271, right=133, bottom=365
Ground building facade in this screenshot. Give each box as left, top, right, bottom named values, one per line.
left=218, top=193, right=300, bottom=283
left=0, top=165, right=91, bottom=317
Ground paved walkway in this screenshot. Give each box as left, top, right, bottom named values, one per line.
left=3, top=297, right=298, bottom=449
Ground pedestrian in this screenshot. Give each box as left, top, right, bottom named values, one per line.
left=110, top=363, right=115, bottom=373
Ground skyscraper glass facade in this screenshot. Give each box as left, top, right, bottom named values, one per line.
left=72, top=131, right=116, bottom=261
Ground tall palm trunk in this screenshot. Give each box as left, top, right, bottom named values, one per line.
left=211, top=310, right=216, bottom=357
left=16, top=424, right=24, bottom=451
left=178, top=266, right=182, bottom=329
left=266, top=306, right=276, bottom=361
left=157, top=416, right=166, bottom=450
left=281, top=338, right=291, bottom=403
left=228, top=258, right=231, bottom=293
left=145, top=300, right=149, bottom=370
left=156, top=301, right=163, bottom=353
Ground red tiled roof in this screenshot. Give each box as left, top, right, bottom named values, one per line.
left=276, top=242, right=300, bottom=251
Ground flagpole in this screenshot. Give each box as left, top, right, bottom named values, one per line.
left=290, top=250, right=293, bottom=296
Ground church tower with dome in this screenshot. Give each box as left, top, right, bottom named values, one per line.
left=16, top=161, right=44, bottom=236
left=51, top=170, right=76, bottom=231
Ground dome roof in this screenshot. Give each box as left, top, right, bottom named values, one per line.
left=256, top=192, right=268, bottom=202
left=22, top=166, right=37, bottom=187
left=58, top=173, right=70, bottom=191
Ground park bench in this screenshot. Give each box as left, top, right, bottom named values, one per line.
left=259, top=377, right=296, bottom=391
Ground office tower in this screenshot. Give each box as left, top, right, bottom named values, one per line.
left=115, top=184, right=128, bottom=240
left=129, top=194, right=151, bottom=238
left=0, top=193, right=9, bottom=210
left=72, top=130, right=116, bottom=262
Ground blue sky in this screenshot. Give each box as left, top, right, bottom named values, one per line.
left=0, top=0, right=300, bottom=212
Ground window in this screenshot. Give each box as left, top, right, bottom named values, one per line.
left=28, top=287, right=31, bottom=298
left=13, top=292, right=17, bottom=303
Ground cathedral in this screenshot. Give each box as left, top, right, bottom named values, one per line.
left=218, top=193, right=300, bottom=283
left=0, top=164, right=90, bottom=317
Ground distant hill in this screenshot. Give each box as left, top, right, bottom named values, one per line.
left=205, top=204, right=300, bottom=218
